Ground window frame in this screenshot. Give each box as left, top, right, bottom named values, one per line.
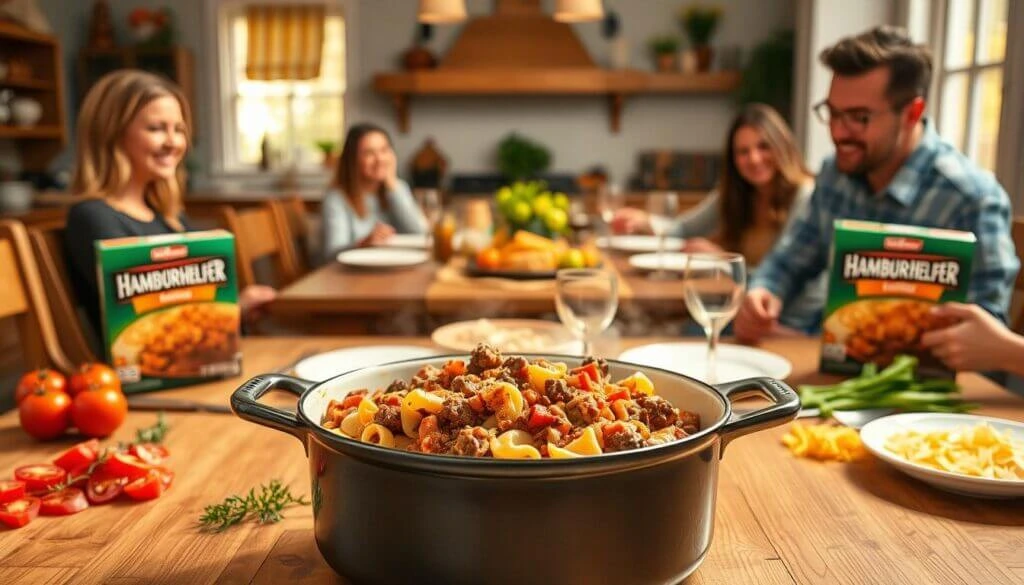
left=201, top=0, right=359, bottom=181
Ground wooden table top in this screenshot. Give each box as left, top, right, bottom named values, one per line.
left=1, top=336, right=1022, bottom=585
left=272, top=253, right=686, bottom=318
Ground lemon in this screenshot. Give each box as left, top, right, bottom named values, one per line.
left=533, top=194, right=553, bottom=217
left=510, top=200, right=533, bottom=225
left=559, top=248, right=586, bottom=269
left=496, top=187, right=513, bottom=207
left=544, top=207, right=568, bottom=233
left=552, top=193, right=570, bottom=211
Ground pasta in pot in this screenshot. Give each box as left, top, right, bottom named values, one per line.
left=320, top=344, right=702, bottom=458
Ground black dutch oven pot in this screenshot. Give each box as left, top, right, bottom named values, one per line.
left=231, top=354, right=800, bottom=585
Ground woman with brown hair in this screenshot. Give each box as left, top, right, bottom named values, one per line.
left=65, top=70, right=275, bottom=340
left=321, top=123, right=427, bottom=260
left=612, top=103, right=825, bottom=332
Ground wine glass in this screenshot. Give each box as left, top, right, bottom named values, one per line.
left=555, top=268, right=619, bottom=357
left=683, top=253, right=746, bottom=383
left=596, top=185, right=625, bottom=237
left=647, top=191, right=679, bottom=279
left=421, top=189, right=442, bottom=251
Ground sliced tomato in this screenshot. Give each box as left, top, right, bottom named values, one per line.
left=85, top=474, right=127, bottom=505
left=14, top=464, right=68, bottom=494
left=129, top=443, right=169, bottom=466
left=155, top=467, right=174, bottom=491
left=53, top=439, right=101, bottom=473
left=571, top=362, right=602, bottom=385
left=123, top=471, right=165, bottom=501
left=101, top=452, right=152, bottom=482
left=0, top=480, right=26, bottom=504
left=604, top=389, right=629, bottom=403
left=40, top=488, right=89, bottom=516
left=0, top=497, right=41, bottom=528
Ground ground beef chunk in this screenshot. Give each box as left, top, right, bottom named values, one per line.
left=451, top=374, right=482, bottom=397
left=544, top=378, right=575, bottom=404
left=676, top=410, right=701, bottom=435
left=372, top=404, right=402, bottom=434
left=634, top=395, right=678, bottom=431
left=451, top=427, right=492, bottom=457
left=581, top=356, right=610, bottom=379
left=385, top=379, right=409, bottom=394
left=468, top=344, right=503, bottom=375
left=565, top=394, right=601, bottom=427
left=412, top=365, right=442, bottom=388
left=480, top=367, right=517, bottom=385
left=604, top=424, right=644, bottom=452
left=438, top=395, right=475, bottom=429
left=646, top=426, right=687, bottom=446
left=501, top=356, right=529, bottom=382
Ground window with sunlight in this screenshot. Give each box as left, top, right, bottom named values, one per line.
left=221, top=5, right=345, bottom=172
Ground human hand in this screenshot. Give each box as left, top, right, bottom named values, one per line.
left=362, top=222, right=396, bottom=246
left=734, top=287, right=781, bottom=344
left=239, top=285, right=277, bottom=323
left=683, top=237, right=723, bottom=254
left=920, top=303, right=1021, bottom=372
left=609, top=208, right=650, bottom=235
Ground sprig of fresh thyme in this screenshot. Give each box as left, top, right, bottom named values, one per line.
left=198, top=480, right=309, bottom=532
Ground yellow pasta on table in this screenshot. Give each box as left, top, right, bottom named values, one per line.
left=781, top=422, right=867, bottom=462
left=884, top=423, right=1024, bottom=479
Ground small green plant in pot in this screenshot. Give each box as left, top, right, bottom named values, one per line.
left=649, top=35, right=681, bottom=72
left=315, top=140, right=338, bottom=168
left=680, top=4, right=722, bottom=72
left=497, top=133, right=551, bottom=181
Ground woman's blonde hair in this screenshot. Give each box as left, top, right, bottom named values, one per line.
left=71, top=70, right=192, bottom=231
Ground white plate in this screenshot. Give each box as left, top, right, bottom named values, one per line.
left=597, top=235, right=685, bottom=254
left=381, top=233, right=429, bottom=249
left=617, top=342, right=792, bottom=383
left=860, top=413, right=1024, bottom=499
left=629, top=252, right=689, bottom=273
left=336, top=248, right=429, bottom=269
left=432, top=319, right=578, bottom=354
left=293, top=346, right=443, bottom=382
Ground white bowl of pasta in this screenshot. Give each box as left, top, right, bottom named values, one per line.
left=231, top=343, right=799, bottom=585
left=860, top=413, right=1024, bottom=499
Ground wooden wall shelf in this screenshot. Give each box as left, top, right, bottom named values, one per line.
left=0, top=126, right=64, bottom=139
left=373, top=70, right=740, bottom=133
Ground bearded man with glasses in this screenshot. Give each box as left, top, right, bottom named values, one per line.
left=735, top=25, right=1019, bottom=344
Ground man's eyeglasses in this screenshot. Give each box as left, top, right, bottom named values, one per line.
left=812, top=100, right=910, bottom=133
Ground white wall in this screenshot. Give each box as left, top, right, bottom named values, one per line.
left=793, top=0, right=896, bottom=173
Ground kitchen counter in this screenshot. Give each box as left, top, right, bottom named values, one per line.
left=1, top=335, right=1021, bottom=584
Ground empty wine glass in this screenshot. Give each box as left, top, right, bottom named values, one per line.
left=421, top=189, right=442, bottom=251
left=555, top=268, right=619, bottom=357
left=683, top=253, right=746, bottom=383
left=596, top=184, right=625, bottom=237
left=647, top=191, right=679, bottom=279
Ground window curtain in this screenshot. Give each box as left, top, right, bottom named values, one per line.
left=245, top=4, right=326, bottom=81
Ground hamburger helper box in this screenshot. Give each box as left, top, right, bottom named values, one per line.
left=96, top=230, right=242, bottom=393
left=820, top=220, right=975, bottom=378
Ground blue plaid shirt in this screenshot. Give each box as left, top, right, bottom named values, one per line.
left=750, top=119, right=1020, bottom=325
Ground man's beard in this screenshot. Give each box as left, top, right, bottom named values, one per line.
left=835, top=134, right=899, bottom=176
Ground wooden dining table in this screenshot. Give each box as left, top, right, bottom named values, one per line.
left=1, top=335, right=1022, bottom=585
left=270, top=252, right=688, bottom=334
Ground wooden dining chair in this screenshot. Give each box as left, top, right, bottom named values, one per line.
left=217, top=202, right=301, bottom=290
left=1011, top=217, right=1024, bottom=333
left=27, top=221, right=99, bottom=365
left=270, top=196, right=312, bottom=276
left=0, top=220, right=76, bottom=374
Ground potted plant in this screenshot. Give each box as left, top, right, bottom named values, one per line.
left=497, top=133, right=551, bottom=182
left=736, top=29, right=796, bottom=122
left=315, top=140, right=338, bottom=169
left=648, top=36, right=681, bottom=73
left=680, top=4, right=722, bottom=72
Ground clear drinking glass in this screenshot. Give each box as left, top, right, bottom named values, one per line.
left=683, top=253, right=746, bottom=383
left=596, top=184, right=625, bottom=237
left=555, top=268, right=619, bottom=357
left=421, top=189, right=442, bottom=252
left=647, top=191, right=679, bottom=279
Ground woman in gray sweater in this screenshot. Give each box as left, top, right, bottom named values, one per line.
left=321, top=123, right=428, bottom=261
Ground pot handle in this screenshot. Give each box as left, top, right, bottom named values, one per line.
left=714, top=377, right=800, bottom=454
left=230, top=374, right=314, bottom=444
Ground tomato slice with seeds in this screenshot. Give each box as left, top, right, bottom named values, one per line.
left=0, top=480, right=26, bottom=504
left=14, top=464, right=68, bottom=494
left=0, top=497, right=41, bottom=528
left=40, top=488, right=89, bottom=516
left=85, top=474, right=127, bottom=505
left=102, top=452, right=152, bottom=482
left=53, top=439, right=101, bottom=473
left=129, top=443, right=169, bottom=466
left=123, top=471, right=164, bottom=501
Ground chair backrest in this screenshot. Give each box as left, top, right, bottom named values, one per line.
left=0, top=220, right=76, bottom=373
left=217, top=202, right=299, bottom=290
left=1012, top=217, right=1024, bottom=333
left=271, top=196, right=311, bottom=275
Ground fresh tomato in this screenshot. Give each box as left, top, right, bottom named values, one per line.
left=85, top=474, right=127, bottom=505
left=102, top=452, right=152, bottom=482
left=71, top=385, right=128, bottom=438
left=40, top=487, right=89, bottom=516
left=604, top=389, right=629, bottom=403
left=68, top=363, right=120, bottom=397
left=0, top=497, right=41, bottom=528
left=571, top=362, right=602, bottom=385
left=15, top=368, right=67, bottom=404
left=52, top=439, right=101, bottom=473
left=129, top=443, right=169, bottom=466
left=155, top=467, right=174, bottom=491
left=0, top=480, right=26, bottom=504
left=527, top=405, right=559, bottom=430
left=19, top=388, right=72, bottom=440
left=14, top=464, right=67, bottom=494
left=475, top=247, right=502, bottom=270
left=123, top=471, right=165, bottom=501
